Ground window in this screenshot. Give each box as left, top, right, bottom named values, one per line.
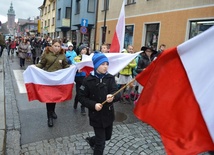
left=88, top=0, right=95, bottom=12
left=52, top=2, right=55, bottom=10
left=65, top=7, right=71, bottom=19
left=144, top=23, right=160, bottom=50
left=189, top=19, right=214, bottom=39
left=124, top=25, right=134, bottom=49
left=40, top=10, right=43, bottom=16
left=126, top=0, right=136, bottom=5
left=102, top=0, right=109, bottom=10
left=45, top=7, right=47, bottom=14
left=45, top=20, right=47, bottom=27
left=76, top=0, right=80, bottom=14
left=48, top=5, right=50, bottom=12
left=58, top=8, right=61, bottom=20
left=48, top=19, right=50, bottom=26
left=52, top=17, right=55, bottom=26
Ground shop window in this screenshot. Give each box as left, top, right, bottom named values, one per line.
left=144, top=23, right=159, bottom=50
left=124, top=25, right=134, bottom=49
left=189, top=20, right=214, bottom=39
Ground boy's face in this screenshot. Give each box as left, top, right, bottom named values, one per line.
left=97, top=62, right=108, bottom=74
left=127, top=46, right=134, bottom=53
left=101, top=46, right=108, bottom=53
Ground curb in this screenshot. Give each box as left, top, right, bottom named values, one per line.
left=0, top=55, right=6, bottom=155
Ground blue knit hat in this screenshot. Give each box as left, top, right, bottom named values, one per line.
left=92, top=52, right=109, bottom=71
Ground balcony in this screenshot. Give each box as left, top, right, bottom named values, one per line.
left=62, top=18, right=70, bottom=27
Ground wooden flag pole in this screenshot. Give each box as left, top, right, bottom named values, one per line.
left=101, top=78, right=136, bottom=105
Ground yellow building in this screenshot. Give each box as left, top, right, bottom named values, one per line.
left=96, top=0, right=214, bottom=51
left=39, top=0, right=56, bottom=38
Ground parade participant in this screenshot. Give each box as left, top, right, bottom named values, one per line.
left=65, top=42, right=77, bottom=65
left=79, top=52, right=120, bottom=155
left=0, top=33, right=5, bottom=57
left=35, top=38, right=70, bottom=127
left=101, top=44, right=110, bottom=53
left=10, top=39, right=16, bottom=55
left=18, top=38, right=29, bottom=68
left=73, top=45, right=88, bottom=115
left=117, top=45, right=137, bottom=103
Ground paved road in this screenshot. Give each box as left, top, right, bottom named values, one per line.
left=2, top=50, right=212, bottom=155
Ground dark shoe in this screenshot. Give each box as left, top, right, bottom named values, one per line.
left=81, top=107, right=86, bottom=116
left=48, top=118, right=53, bottom=127
left=52, top=112, right=57, bottom=119
left=85, top=137, right=94, bottom=150
left=73, top=102, right=78, bottom=109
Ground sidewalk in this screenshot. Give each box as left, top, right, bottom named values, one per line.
left=0, top=52, right=5, bottom=155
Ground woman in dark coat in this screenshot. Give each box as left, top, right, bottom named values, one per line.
left=79, top=52, right=120, bottom=155
left=35, top=38, right=70, bottom=127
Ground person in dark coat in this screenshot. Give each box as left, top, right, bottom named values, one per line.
left=79, top=52, right=120, bottom=155
left=35, top=38, right=70, bottom=127
left=0, top=33, right=5, bottom=57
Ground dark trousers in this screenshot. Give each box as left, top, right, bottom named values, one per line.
left=33, top=57, right=39, bottom=64
left=20, top=58, right=25, bottom=67
left=46, top=103, right=56, bottom=113
left=7, top=47, right=11, bottom=55
left=0, top=46, right=4, bottom=57
left=74, top=76, right=85, bottom=108
left=91, top=125, right=113, bottom=155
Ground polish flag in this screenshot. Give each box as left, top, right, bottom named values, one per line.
left=109, top=0, right=125, bottom=53
left=134, top=26, right=214, bottom=155
left=23, top=65, right=77, bottom=103
left=76, top=51, right=141, bottom=76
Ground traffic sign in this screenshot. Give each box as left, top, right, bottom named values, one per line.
left=81, top=18, right=88, bottom=27
left=80, top=26, right=87, bottom=34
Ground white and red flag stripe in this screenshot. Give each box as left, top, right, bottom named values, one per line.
left=23, top=65, right=77, bottom=103
left=109, top=0, right=125, bottom=53
left=134, top=26, right=214, bottom=155
left=76, top=51, right=141, bottom=76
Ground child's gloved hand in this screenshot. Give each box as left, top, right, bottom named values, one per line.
left=95, top=103, right=103, bottom=111
left=106, top=94, right=114, bottom=103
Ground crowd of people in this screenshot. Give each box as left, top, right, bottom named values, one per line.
left=0, top=33, right=166, bottom=155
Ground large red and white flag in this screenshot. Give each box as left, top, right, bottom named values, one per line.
left=76, top=51, right=141, bottom=76
left=134, top=26, right=214, bottom=155
left=23, top=65, right=77, bottom=103
left=109, top=0, right=125, bottom=53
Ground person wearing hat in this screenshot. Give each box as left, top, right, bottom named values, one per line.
left=135, top=46, right=157, bottom=95
left=79, top=52, right=120, bottom=154
left=65, top=42, right=77, bottom=65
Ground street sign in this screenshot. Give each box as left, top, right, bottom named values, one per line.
left=81, top=18, right=88, bottom=27
left=80, top=26, right=87, bottom=34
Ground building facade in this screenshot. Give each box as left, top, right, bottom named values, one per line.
left=39, top=0, right=56, bottom=38
left=55, top=0, right=71, bottom=40
left=96, top=0, right=214, bottom=51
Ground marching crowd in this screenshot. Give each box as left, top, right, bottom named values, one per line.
left=0, top=33, right=166, bottom=155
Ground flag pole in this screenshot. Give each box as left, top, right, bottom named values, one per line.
left=101, top=78, right=136, bottom=105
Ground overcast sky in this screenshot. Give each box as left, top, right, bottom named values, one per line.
left=0, top=0, right=43, bottom=23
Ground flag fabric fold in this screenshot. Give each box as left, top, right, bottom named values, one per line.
left=109, top=0, right=125, bottom=53
left=134, top=26, right=214, bottom=155
left=76, top=51, right=141, bottom=76
left=23, top=65, right=77, bottom=103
